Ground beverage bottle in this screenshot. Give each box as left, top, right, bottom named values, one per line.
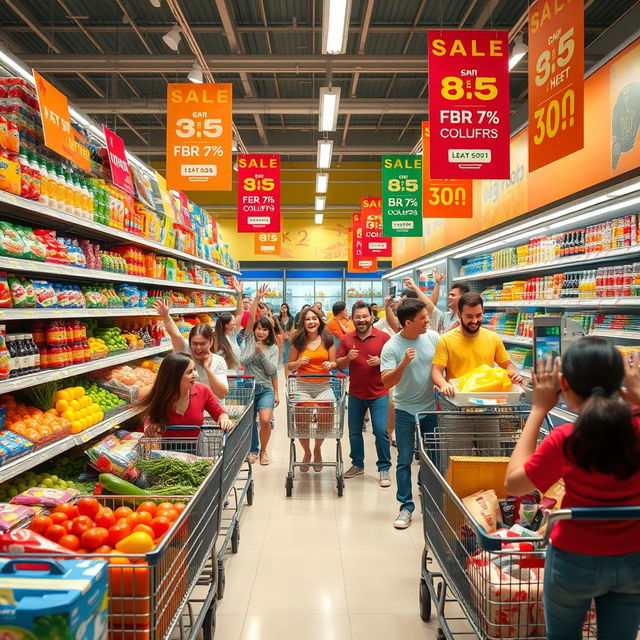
left=6, top=336, right=18, bottom=377
left=15, top=334, right=31, bottom=374
left=0, top=326, right=10, bottom=381
left=25, top=333, right=39, bottom=371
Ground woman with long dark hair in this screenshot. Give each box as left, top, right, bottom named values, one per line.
left=136, top=352, right=233, bottom=437
left=213, top=312, right=241, bottom=373
left=278, top=303, right=294, bottom=365
left=153, top=300, right=228, bottom=398
left=505, top=337, right=640, bottom=640
left=286, top=307, right=337, bottom=472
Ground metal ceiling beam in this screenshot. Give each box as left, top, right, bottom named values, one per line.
left=127, top=145, right=406, bottom=156
left=20, top=54, right=530, bottom=74
left=75, top=97, right=427, bottom=115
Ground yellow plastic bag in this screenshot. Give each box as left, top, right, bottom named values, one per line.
left=456, top=364, right=512, bottom=393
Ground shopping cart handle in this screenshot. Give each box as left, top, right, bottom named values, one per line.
left=163, top=424, right=202, bottom=431
left=551, top=506, right=640, bottom=521
left=227, top=374, right=255, bottom=380
left=288, top=373, right=345, bottom=378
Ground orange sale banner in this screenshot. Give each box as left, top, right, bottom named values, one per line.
left=421, top=122, right=473, bottom=218
left=166, top=83, right=233, bottom=191
left=33, top=71, right=90, bottom=171
left=528, top=0, right=584, bottom=171
left=254, top=232, right=281, bottom=255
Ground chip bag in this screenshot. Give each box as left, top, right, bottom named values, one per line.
left=456, top=365, right=512, bottom=393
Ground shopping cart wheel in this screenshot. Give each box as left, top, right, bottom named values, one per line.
left=231, top=523, right=240, bottom=554
left=247, top=480, right=254, bottom=506
left=285, top=475, right=293, bottom=497
left=419, top=579, right=431, bottom=622
left=336, top=476, right=344, bottom=497
left=217, top=560, right=226, bottom=599
left=436, top=629, right=446, bottom=640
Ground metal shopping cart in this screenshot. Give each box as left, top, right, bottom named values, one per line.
left=285, top=373, right=347, bottom=497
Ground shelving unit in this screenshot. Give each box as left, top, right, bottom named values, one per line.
left=484, top=297, right=640, bottom=308
left=0, top=306, right=235, bottom=321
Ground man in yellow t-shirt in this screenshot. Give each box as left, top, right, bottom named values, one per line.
left=431, top=292, right=523, bottom=397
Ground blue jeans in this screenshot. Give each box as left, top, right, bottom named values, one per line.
left=395, top=409, right=436, bottom=513
left=544, top=545, right=640, bottom=640
left=347, top=394, right=391, bottom=471
left=250, top=384, right=275, bottom=454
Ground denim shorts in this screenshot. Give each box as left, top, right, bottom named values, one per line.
left=255, top=384, right=275, bottom=410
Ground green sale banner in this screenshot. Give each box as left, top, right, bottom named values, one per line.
left=381, top=155, right=423, bottom=237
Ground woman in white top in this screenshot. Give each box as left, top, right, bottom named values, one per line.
left=213, top=312, right=242, bottom=374
left=152, top=300, right=229, bottom=398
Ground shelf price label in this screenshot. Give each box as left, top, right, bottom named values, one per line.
left=421, top=122, right=473, bottom=218
left=166, top=83, right=233, bottom=191
left=381, top=155, right=423, bottom=237
left=359, top=197, right=392, bottom=258
left=427, top=30, right=510, bottom=179
left=237, top=154, right=281, bottom=233
left=528, top=0, right=584, bottom=171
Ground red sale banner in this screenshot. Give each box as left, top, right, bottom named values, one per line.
left=102, top=126, right=134, bottom=195
left=528, top=0, right=584, bottom=171
left=237, top=154, right=281, bottom=233
left=428, top=30, right=510, bottom=179
left=360, top=197, right=392, bottom=258
left=421, top=122, right=473, bottom=218
left=351, top=214, right=378, bottom=271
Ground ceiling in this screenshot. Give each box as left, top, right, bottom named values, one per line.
left=0, top=0, right=638, bottom=164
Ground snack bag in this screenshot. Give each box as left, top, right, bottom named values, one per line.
left=0, top=221, right=27, bottom=258
left=457, top=365, right=512, bottom=393
left=14, top=224, right=46, bottom=261
left=0, top=272, right=12, bottom=308
left=0, top=503, right=35, bottom=531
left=462, top=489, right=501, bottom=532
left=10, top=487, right=79, bottom=507
left=85, top=430, right=144, bottom=481
left=8, top=274, right=32, bottom=308
left=18, top=276, right=36, bottom=307
left=32, top=280, right=58, bottom=308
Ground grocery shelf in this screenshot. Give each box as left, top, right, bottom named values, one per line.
left=589, top=329, right=640, bottom=340
left=0, top=405, right=142, bottom=484
left=0, top=256, right=235, bottom=293
left=494, top=333, right=533, bottom=345
left=0, top=190, right=241, bottom=276
left=0, top=343, right=172, bottom=394
left=0, top=305, right=235, bottom=321
left=483, top=297, right=640, bottom=309
left=461, top=245, right=640, bottom=282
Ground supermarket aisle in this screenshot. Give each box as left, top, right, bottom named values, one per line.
left=215, top=377, right=439, bottom=640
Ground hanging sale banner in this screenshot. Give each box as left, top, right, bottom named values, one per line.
left=33, top=71, right=90, bottom=171
left=166, top=83, right=232, bottom=191
left=349, top=226, right=378, bottom=273
left=381, top=155, right=423, bottom=237
left=421, top=122, right=473, bottom=218
left=528, top=0, right=584, bottom=171
left=254, top=232, right=281, bottom=255
left=102, top=126, right=134, bottom=195
left=360, top=197, right=392, bottom=257
left=237, top=154, right=281, bottom=233
left=427, top=30, right=510, bottom=179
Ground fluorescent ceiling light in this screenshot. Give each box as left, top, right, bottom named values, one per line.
left=68, top=108, right=103, bottom=139
left=607, top=181, right=640, bottom=198
left=319, top=86, right=341, bottom=132
left=315, top=195, right=326, bottom=211
left=508, top=34, right=527, bottom=70
left=317, top=139, right=333, bottom=169
left=231, top=139, right=239, bottom=152
left=188, top=61, right=203, bottom=83
left=548, top=195, right=640, bottom=229
left=162, top=25, right=181, bottom=51
left=315, top=213, right=324, bottom=224
left=315, top=173, right=329, bottom=193
left=322, top=0, right=352, bottom=55
left=0, top=50, right=33, bottom=82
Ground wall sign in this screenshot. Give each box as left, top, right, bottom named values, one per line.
left=349, top=226, right=378, bottom=273
left=427, top=30, right=510, bottom=179
left=528, top=0, right=584, bottom=171
left=421, top=122, right=473, bottom=218
left=237, top=154, right=281, bottom=233
left=360, top=197, right=392, bottom=257
left=381, top=155, right=423, bottom=237
left=102, top=126, right=134, bottom=195
left=166, top=83, right=232, bottom=191
left=254, top=232, right=281, bottom=255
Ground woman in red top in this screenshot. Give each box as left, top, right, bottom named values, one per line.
left=137, top=352, right=233, bottom=437
left=506, top=337, right=640, bottom=640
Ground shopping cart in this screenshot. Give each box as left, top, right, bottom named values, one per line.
left=415, top=400, right=620, bottom=640
left=285, top=373, right=347, bottom=497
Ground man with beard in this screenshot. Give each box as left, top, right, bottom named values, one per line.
left=337, top=301, right=392, bottom=487
left=431, top=292, right=523, bottom=397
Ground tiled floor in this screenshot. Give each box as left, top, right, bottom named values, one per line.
left=214, top=381, right=440, bottom=639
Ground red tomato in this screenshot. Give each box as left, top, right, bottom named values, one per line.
left=131, top=511, right=153, bottom=526
left=29, top=515, right=53, bottom=534
left=114, top=506, right=134, bottom=520
left=77, top=497, right=101, bottom=519
left=94, top=544, right=113, bottom=555
left=136, top=501, right=157, bottom=517
left=53, top=502, right=79, bottom=519
left=173, top=503, right=187, bottom=513
left=58, top=534, right=80, bottom=551
left=94, top=508, right=116, bottom=529
left=149, top=517, right=171, bottom=539
left=49, top=512, right=69, bottom=525
left=156, top=508, right=179, bottom=522
left=156, top=502, right=174, bottom=512
left=71, top=515, right=93, bottom=537
left=107, top=523, right=132, bottom=547
left=81, top=527, right=109, bottom=550
left=62, top=520, right=75, bottom=533
left=132, top=524, right=155, bottom=538
left=45, top=524, right=67, bottom=542
left=115, top=517, right=130, bottom=527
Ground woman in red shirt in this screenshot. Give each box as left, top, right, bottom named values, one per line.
left=137, top=352, right=233, bottom=437
left=505, top=337, right=640, bottom=640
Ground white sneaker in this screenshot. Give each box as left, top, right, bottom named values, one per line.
left=379, top=470, right=391, bottom=487
left=393, top=509, right=412, bottom=529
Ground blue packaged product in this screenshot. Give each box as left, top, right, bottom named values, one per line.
left=0, top=557, right=108, bottom=640
left=0, top=430, right=33, bottom=464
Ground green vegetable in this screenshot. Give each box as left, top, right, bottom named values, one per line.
left=99, top=473, right=151, bottom=496
left=135, top=457, right=213, bottom=489
left=144, top=483, right=198, bottom=495
left=20, top=380, right=60, bottom=411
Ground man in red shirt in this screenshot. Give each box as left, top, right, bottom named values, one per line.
left=337, top=301, right=392, bottom=487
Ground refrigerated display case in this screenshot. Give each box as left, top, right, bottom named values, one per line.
left=285, top=270, right=344, bottom=314
left=241, top=270, right=284, bottom=312
left=345, top=279, right=385, bottom=306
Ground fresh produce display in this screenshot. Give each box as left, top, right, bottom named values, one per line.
left=1, top=394, right=71, bottom=442
left=92, top=363, right=157, bottom=399
left=93, top=326, right=128, bottom=352
left=76, top=379, right=126, bottom=414
left=50, top=386, right=104, bottom=433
